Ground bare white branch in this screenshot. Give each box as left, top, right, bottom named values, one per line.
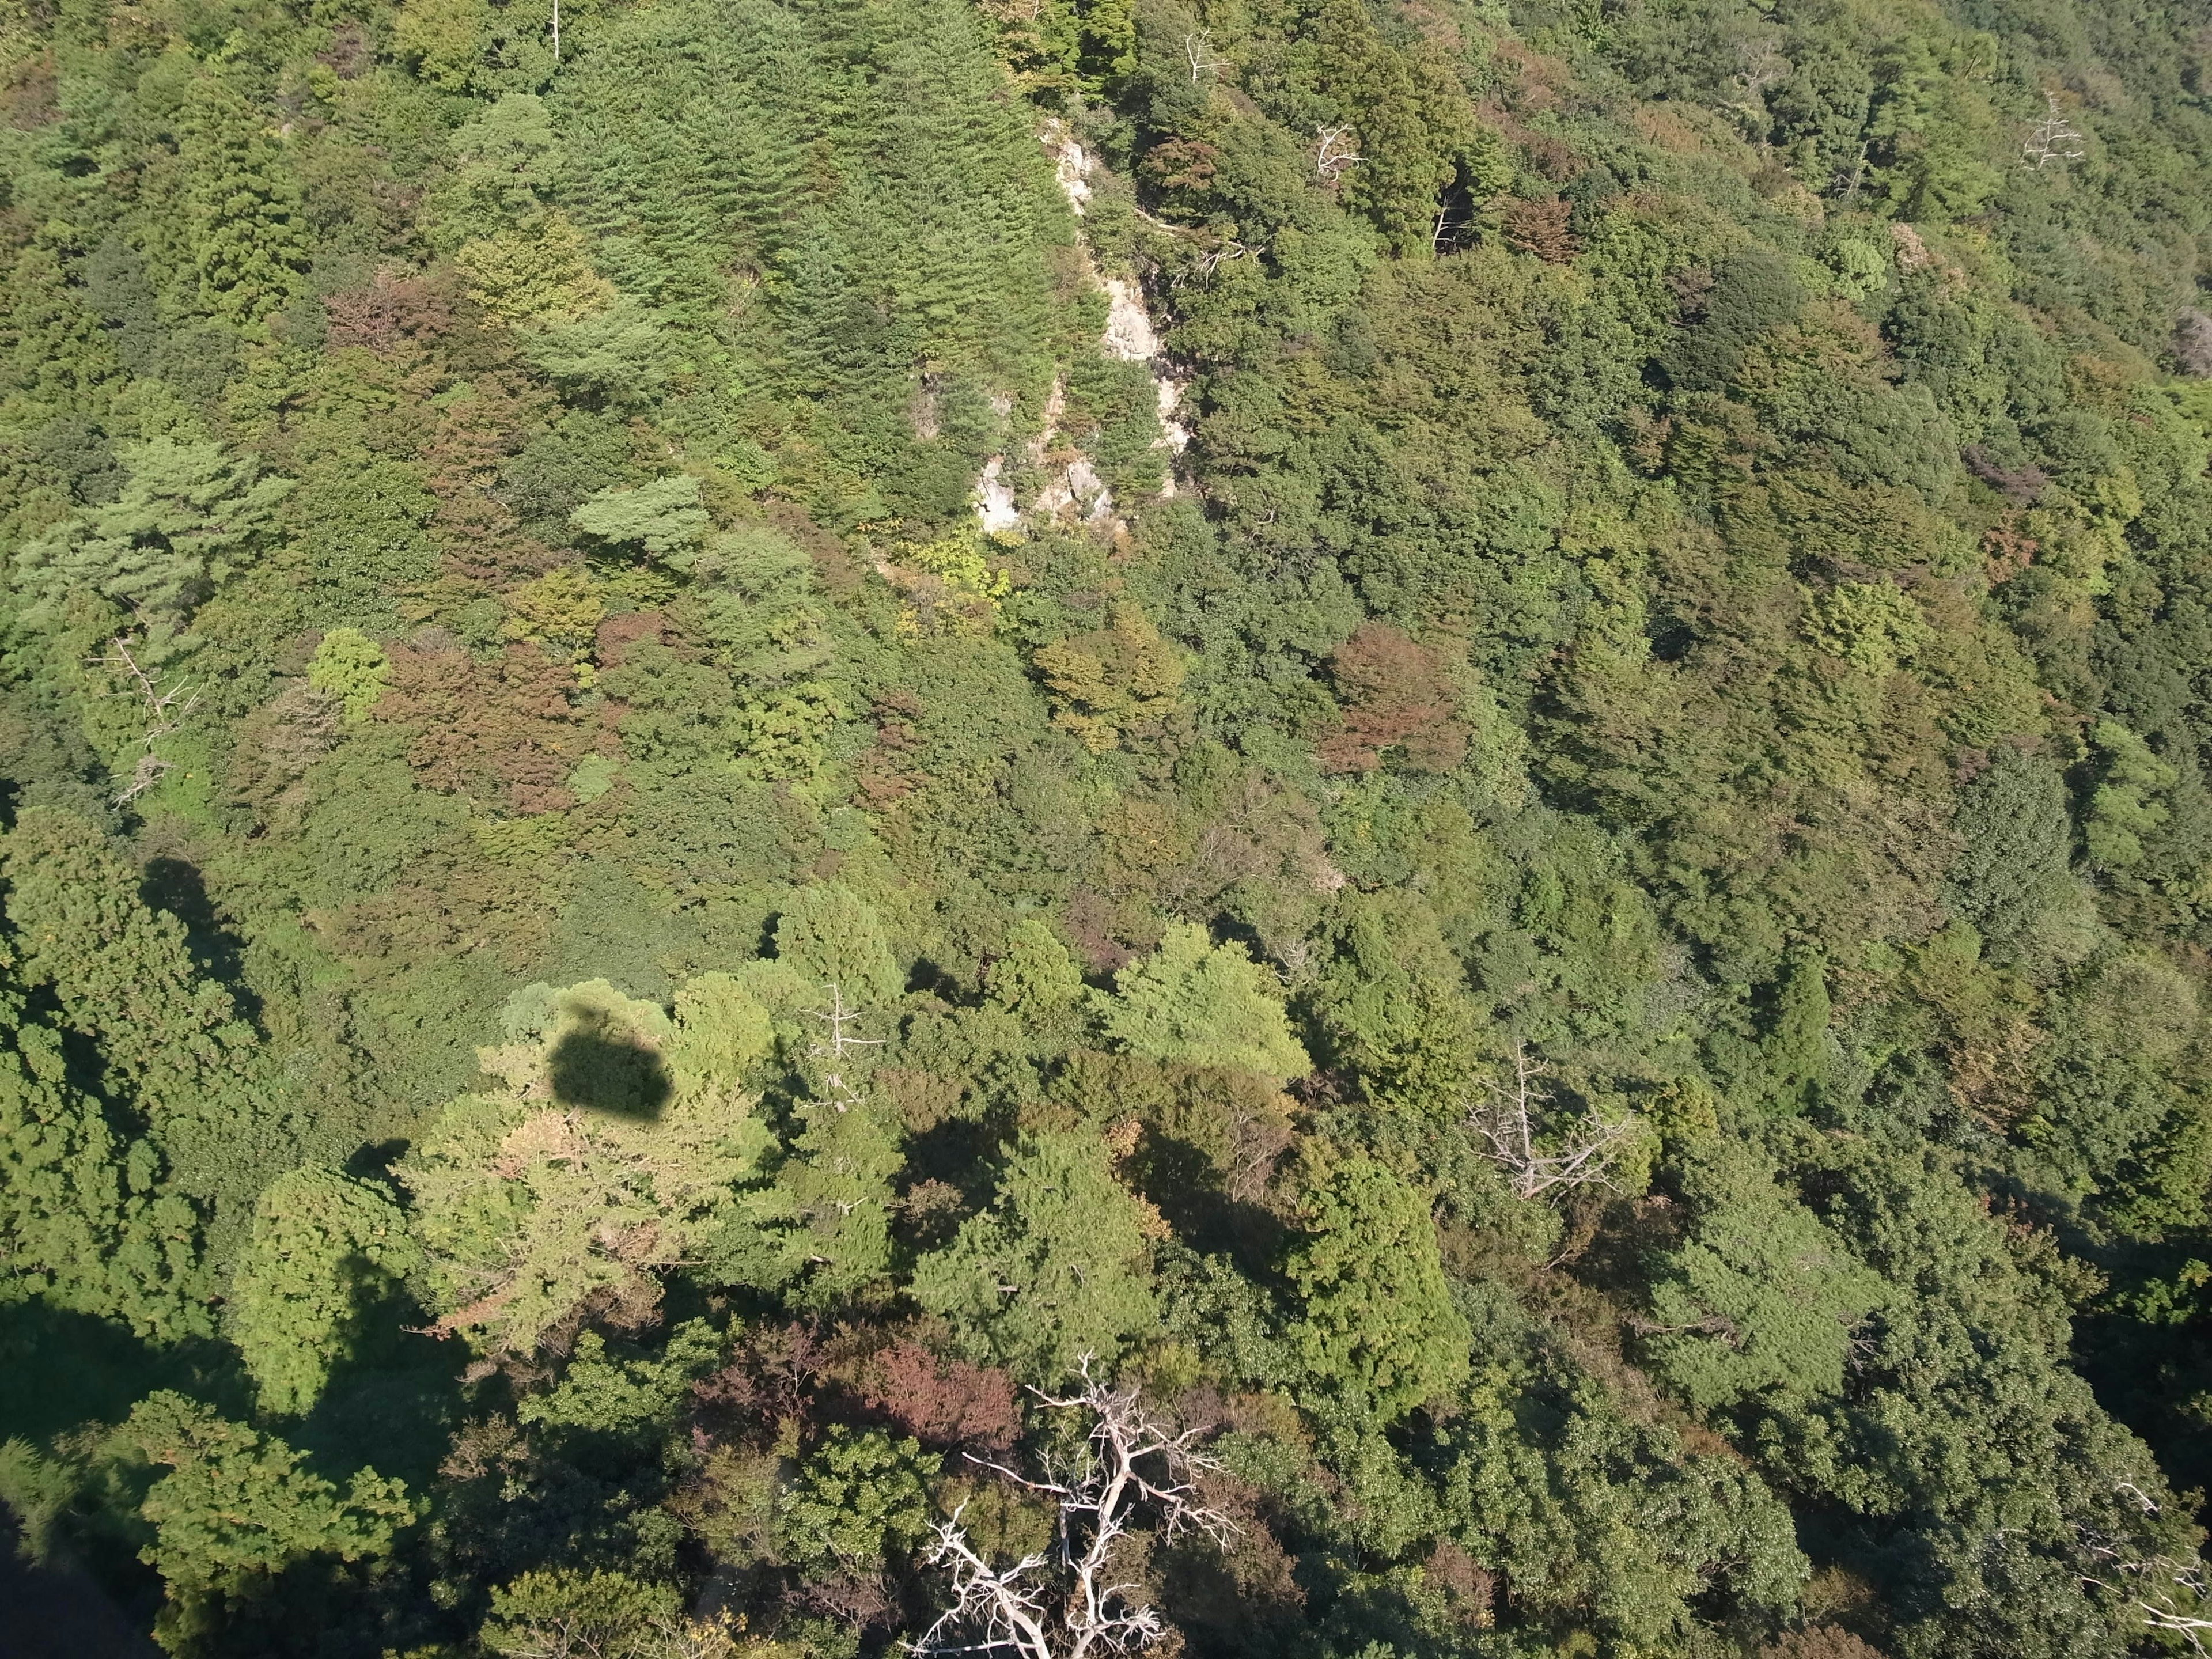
left=1467, top=1040, right=1639, bottom=1202
left=90, top=632, right=201, bottom=806
left=812, top=982, right=886, bottom=1069
left=2024, top=93, right=2086, bottom=171
left=1314, top=127, right=1363, bottom=183
left=1183, top=32, right=1221, bottom=84
left=912, top=1357, right=1237, bottom=1659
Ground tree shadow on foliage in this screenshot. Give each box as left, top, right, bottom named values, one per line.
left=0, top=1299, right=245, bottom=1444
left=139, top=855, right=256, bottom=1018
left=546, top=1022, right=671, bottom=1119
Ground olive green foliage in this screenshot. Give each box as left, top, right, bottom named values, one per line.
left=1097, top=922, right=1309, bottom=1082
left=913, top=1126, right=1160, bottom=1382
left=230, top=1167, right=419, bottom=1416
left=480, top=1569, right=687, bottom=1659
left=9, top=0, right=2212, bottom=1652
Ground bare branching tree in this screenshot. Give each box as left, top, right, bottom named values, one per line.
left=1468, top=1041, right=1639, bottom=1201
left=1723, top=36, right=1788, bottom=127
left=2078, top=1480, right=2212, bottom=1654
left=1183, top=32, right=1221, bottom=84
left=813, top=982, right=885, bottom=1096
left=2024, top=93, right=2086, bottom=171
left=911, top=1358, right=1236, bottom=1659
left=1314, top=127, right=1363, bottom=183
left=92, top=632, right=201, bottom=806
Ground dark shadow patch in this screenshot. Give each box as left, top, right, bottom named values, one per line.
left=547, top=1021, right=671, bottom=1118
left=139, top=856, right=257, bottom=1016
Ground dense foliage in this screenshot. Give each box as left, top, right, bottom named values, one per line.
left=7, top=0, right=2212, bottom=1653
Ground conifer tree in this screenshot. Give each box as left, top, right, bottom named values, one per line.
left=3, top=222, right=119, bottom=408
left=0, top=809, right=294, bottom=1248
left=1097, top=922, right=1308, bottom=1083
left=913, top=1126, right=1159, bottom=1381
left=230, top=1168, right=420, bottom=1416
left=123, top=1392, right=412, bottom=1652
left=0, top=968, right=207, bottom=1340
left=180, top=77, right=309, bottom=328
left=1286, top=1155, right=1468, bottom=1419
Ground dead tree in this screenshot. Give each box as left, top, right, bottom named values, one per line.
left=1314, top=127, right=1362, bottom=183
left=812, top=981, right=885, bottom=1103
left=1468, top=1041, right=1639, bottom=1201
left=911, top=1358, right=1236, bottom=1659
left=2078, top=1480, right=2212, bottom=1654
left=1182, top=32, right=1221, bottom=84
left=92, top=633, right=201, bottom=806
left=2024, top=93, right=2086, bottom=171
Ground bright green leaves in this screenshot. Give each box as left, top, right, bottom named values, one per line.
left=0, top=809, right=289, bottom=1241
left=778, top=1426, right=933, bottom=1569
left=400, top=978, right=773, bottom=1356
left=569, top=476, right=711, bottom=563
left=307, top=628, right=391, bottom=723
left=914, top=1126, right=1160, bottom=1383
left=1286, top=1157, right=1468, bottom=1421
left=481, top=1570, right=691, bottom=1659
left=986, top=919, right=1086, bottom=1020
left=2085, top=720, right=2178, bottom=873
left=230, top=1168, right=419, bottom=1417
left=126, top=1394, right=411, bottom=1636
left=988, top=0, right=1136, bottom=98
left=1097, top=922, right=1308, bottom=1084
left=1637, top=1143, right=1884, bottom=1415
left=14, top=440, right=293, bottom=621
left=1801, top=579, right=1932, bottom=676
left=516, top=1319, right=724, bottom=1437
left=669, top=972, right=777, bottom=1086
left=1309, top=892, right=1487, bottom=1112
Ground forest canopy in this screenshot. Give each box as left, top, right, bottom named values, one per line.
left=7, top=0, right=2212, bottom=1654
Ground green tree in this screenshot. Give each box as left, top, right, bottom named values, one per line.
left=1096, top=923, right=1308, bottom=1083
left=1309, top=892, right=1487, bottom=1111
left=744, top=1090, right=905, bottom=1309
left=124, top=1393, right=412, bottom=1650
left=0, top=809, right=294, bottom=1250
left=4, top=222, right=119, bottom=407
left=0, top=968, right=206, bottom=1339
left=401, top=979, right=772, bottom=1355
left=14, top=440, right=293, bottom=620
left=774, top=884, right=903, bottom=1009
left=1286, top=1156, right=1468, bottom=1420
left=1945, top=748, right=2075, bottom=952
left=2085, top=720, right=2177, bottom=872
left=230, top=1168, right=421, bottom=1417
left=986, top=918, right=1087, bottom=1019
left=181, top=77, right=310, bottom=326
left=1638, top=1141, right=1886, bottom=1415
left=306, top=628, right=391, bottom=724
left=779, top=1426, right=934, bottom=1569
left=913, top=1126, right=1159, bottom=1382
left=569, top=476, right=711, bottom=562
left=482, top=1570, right=688, bottom=1659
